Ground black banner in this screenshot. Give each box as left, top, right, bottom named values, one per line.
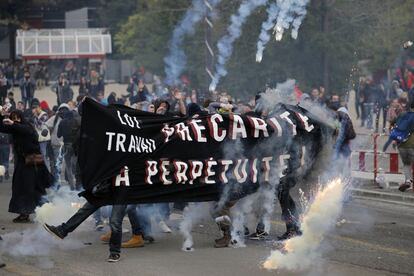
left=79, top=98, right=322, bottom=205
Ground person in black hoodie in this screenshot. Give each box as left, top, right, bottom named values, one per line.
left=0, top=109, right=52, bottom=222
left=57, top=109, right=81, bottom=190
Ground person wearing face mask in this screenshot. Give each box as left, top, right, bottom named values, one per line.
left=0, top=108, right=52, bottom=223
left=328, top=95, right=341, bottom=111
left=19, top=72, right=35, bottom=109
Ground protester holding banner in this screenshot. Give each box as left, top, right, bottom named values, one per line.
left=0, top=108, right=52, bottom=223
left=43, top=95, right=326, bottom=259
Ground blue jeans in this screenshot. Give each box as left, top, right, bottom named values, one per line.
left=39, top=141, right=50, bottom=172
left=156, top=203, right=170, bottom=221
left=137, top=204, right=152, bottom=235
left=63, top=143, right=78, bottom=190
left=60, top=202, right=99, bottom=234
left=109, top=205, right=145, bottom=254
left=363, top=103, right=374, bottom=129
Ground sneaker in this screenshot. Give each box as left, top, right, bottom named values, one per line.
left=158, top=221, right=172, bottom=233
left=244, top=226, right=250, bottom=237
left=107, top=253, right=120, bottom=263
left=43, top=224, right=66, bottom=239
left=248, top=231, right=269, bottom=240
left=399, top=181, right=412, bottom=192
left=277, top=229, right=302, bottom=241
left=143, top=235, right=155, bottom=243
left=12, top=214, right=30, bottom=223
left=95, top=221, right=104, bottom=231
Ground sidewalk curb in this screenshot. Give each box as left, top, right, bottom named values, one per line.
left=352, top=195, right=414, bottom=207
left=351, top=188, right=414, bottom=206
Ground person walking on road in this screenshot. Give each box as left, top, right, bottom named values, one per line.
left=385, top=102, right=414, bottom=192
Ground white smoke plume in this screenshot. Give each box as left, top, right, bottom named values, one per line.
left=258, top=79, right=297, bottom=110
left=256, top=0, right=309, bottom=63
left=180, top=202, right=212, bottom=251
left=263, top=178, right=345, bottom=271
left=35, top=186, right=85, bottom=225
left=257, top=79, right=338, bottom=129
left=273, top=0, right=296, bottom=41
left=209, top=0, right=268, bottom=91
left=258, top=178, right=280, bottom=233
left=230, top=193, right=259, bottom=247
left=273, top=0, right=309, bottom=41
left=164, top=0, right=221, bottom=86
left=290, top=0, right=310, bottom=39
left=256, top=2, right=280, bottom=63
left=0, top=187, right=86, bottom=266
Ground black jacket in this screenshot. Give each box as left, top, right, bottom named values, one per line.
left=0, top=116, right=52, bottom=214
left=57, top=111, right=80, bottom=144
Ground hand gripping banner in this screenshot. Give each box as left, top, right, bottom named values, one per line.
left=78, top=98, right=322, bottom=206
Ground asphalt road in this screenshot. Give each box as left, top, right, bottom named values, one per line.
left=0, top=180, right=413, bottom=276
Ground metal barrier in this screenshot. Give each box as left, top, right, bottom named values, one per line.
left=352, top=133, right=414, bottom=190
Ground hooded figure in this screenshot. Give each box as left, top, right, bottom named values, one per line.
left=333, top=107, right=355, bottom=160
left=0, top=110, right=52, bottom=222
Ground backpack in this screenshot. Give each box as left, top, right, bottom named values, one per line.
left=338, top=111, right=356, bottom=141
left=36, top=112, right=51, bottom=142
left=345, top=118, right=356, bottom=140
left=390, top=112, right=414, bottom=143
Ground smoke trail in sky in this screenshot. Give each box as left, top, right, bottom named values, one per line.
left=256, top=0, right=310, bottom=63
left=273, top=0, right=296, bottom=41
left=164, top=0, right=221, bottom=86
left=290, top=0, right=310, bottom=39
left=209, top=0, right=267, bottom=91
left=256, top=2, right=280, bottom=63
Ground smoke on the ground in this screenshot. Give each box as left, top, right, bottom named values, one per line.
left=0, top=186, right=86, bottom=267
left=180, top=202, right=212, bottom=251
left=263, top=178, right=345, bottom=271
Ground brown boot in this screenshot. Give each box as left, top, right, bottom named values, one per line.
left=121, top=234, right=145, bottom=248
left=214, top=231, right=231, bottom=248
left=214, top=215, right=232, bottom=248
left=100, top=231, right=111, bottom=243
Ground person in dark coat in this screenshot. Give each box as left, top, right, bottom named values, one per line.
left=57, top=109, right=81, bottom=190
left=0, top=109, right=52, bottom=222
left=52, top=74, right=73, bottom=105
left=19, top=72, right=35, bottom=110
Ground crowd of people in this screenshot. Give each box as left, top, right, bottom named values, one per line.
left=355, top=70, right=414, bottom=133
left=3, top=59, right=414, bottom=263
left=38, top=76, right=355, bottom=262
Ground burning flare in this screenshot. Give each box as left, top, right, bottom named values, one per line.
left=263, top=178, right=344, bottom=271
